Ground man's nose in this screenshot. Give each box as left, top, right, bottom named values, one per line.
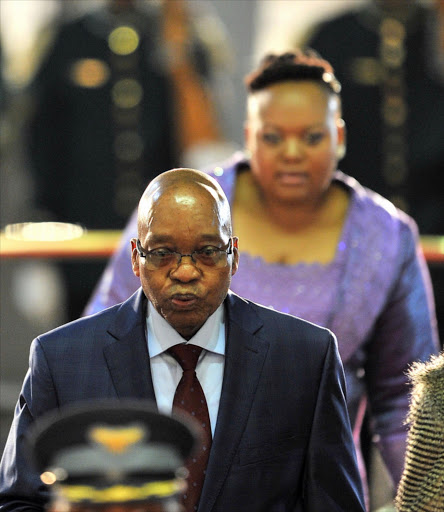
left=169, top=256, right=201, bottom=281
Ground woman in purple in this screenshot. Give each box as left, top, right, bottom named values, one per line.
left=84, top=50, right=439, bottom=503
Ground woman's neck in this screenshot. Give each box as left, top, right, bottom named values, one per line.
left=237, top=171, right=337, bottom=233
left=262, top=194, right=330, bottom=232
left=232, top=170, right=350, bottom=265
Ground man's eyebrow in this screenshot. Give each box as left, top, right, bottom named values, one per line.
left=146, top=233, right=224, bottom=245
left=145, top=234, right=174, bottom=244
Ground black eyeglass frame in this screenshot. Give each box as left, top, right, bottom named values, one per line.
left=136, top=237, right=235, bottom=268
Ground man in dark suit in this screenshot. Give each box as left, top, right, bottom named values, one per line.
left=0, top=168, right=365, bottom=511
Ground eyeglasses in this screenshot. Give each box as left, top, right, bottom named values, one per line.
left=136, top=238, right=235, bottom=269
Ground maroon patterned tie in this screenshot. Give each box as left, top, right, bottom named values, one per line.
left=168, top=343, right=212, bottom=512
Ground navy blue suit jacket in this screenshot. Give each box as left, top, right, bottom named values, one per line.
left=0, top=289, right=365, bottom=511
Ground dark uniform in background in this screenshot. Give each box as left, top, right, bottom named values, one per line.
left=27, top=0, right=221, bottom=320
left=304, top=0, right=444, bottom=346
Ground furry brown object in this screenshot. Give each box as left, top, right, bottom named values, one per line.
left=396, top=352, right=444, bottom=511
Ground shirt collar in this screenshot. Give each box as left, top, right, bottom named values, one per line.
left=146, top=301, right=226, bottom=358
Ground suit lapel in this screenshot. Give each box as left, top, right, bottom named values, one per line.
left=103, top=289, right=157, bottom=403
left=199, top=292, right=269, bottom=511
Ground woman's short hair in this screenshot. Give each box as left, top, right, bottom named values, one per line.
left=245, top=49, right=341, bottom=95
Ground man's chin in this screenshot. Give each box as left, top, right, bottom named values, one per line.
left=164, top=311, right=205, bottom=340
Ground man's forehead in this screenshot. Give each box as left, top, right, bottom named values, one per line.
left=150, top=181, right=220, bottom=207
left=138, top=171, right=231, bottom=236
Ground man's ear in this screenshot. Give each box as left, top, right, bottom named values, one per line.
left=231, top=236, right=239, bottom=277
left=130, top=238, right=140, bottom=277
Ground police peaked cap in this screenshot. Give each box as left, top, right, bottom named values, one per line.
left=26, top=399, right=199, bottom=505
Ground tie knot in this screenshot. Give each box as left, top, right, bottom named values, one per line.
left=168, top=343, right=202, bottom=371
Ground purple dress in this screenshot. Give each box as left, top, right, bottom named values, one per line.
left=84, top=152, right=439, bottom=492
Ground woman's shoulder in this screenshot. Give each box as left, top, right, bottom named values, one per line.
left=336, top=171, right=422, bottom=279
left=336, top=171, right=419, bottom=238
left=205, top=151, right=249, bottom=201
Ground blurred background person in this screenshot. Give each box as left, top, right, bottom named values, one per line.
left=25, top=0, right=236, bottom=321
left=82, top=50, right=440, bottom=509
left=395, top=351, right=444, bottom=511
left=26, top=400, right=199, bottom=512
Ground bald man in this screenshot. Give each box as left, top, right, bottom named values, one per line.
left=0, top=169, right=365, bottom=512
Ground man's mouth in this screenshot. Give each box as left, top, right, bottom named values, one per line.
left=170, top=294, right=198, bottom=308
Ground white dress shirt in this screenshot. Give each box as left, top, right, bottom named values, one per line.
left=146, top=301, right=225, bottom=436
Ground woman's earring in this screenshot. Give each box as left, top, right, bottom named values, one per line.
left=336, top=143, right=346, bottom=160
